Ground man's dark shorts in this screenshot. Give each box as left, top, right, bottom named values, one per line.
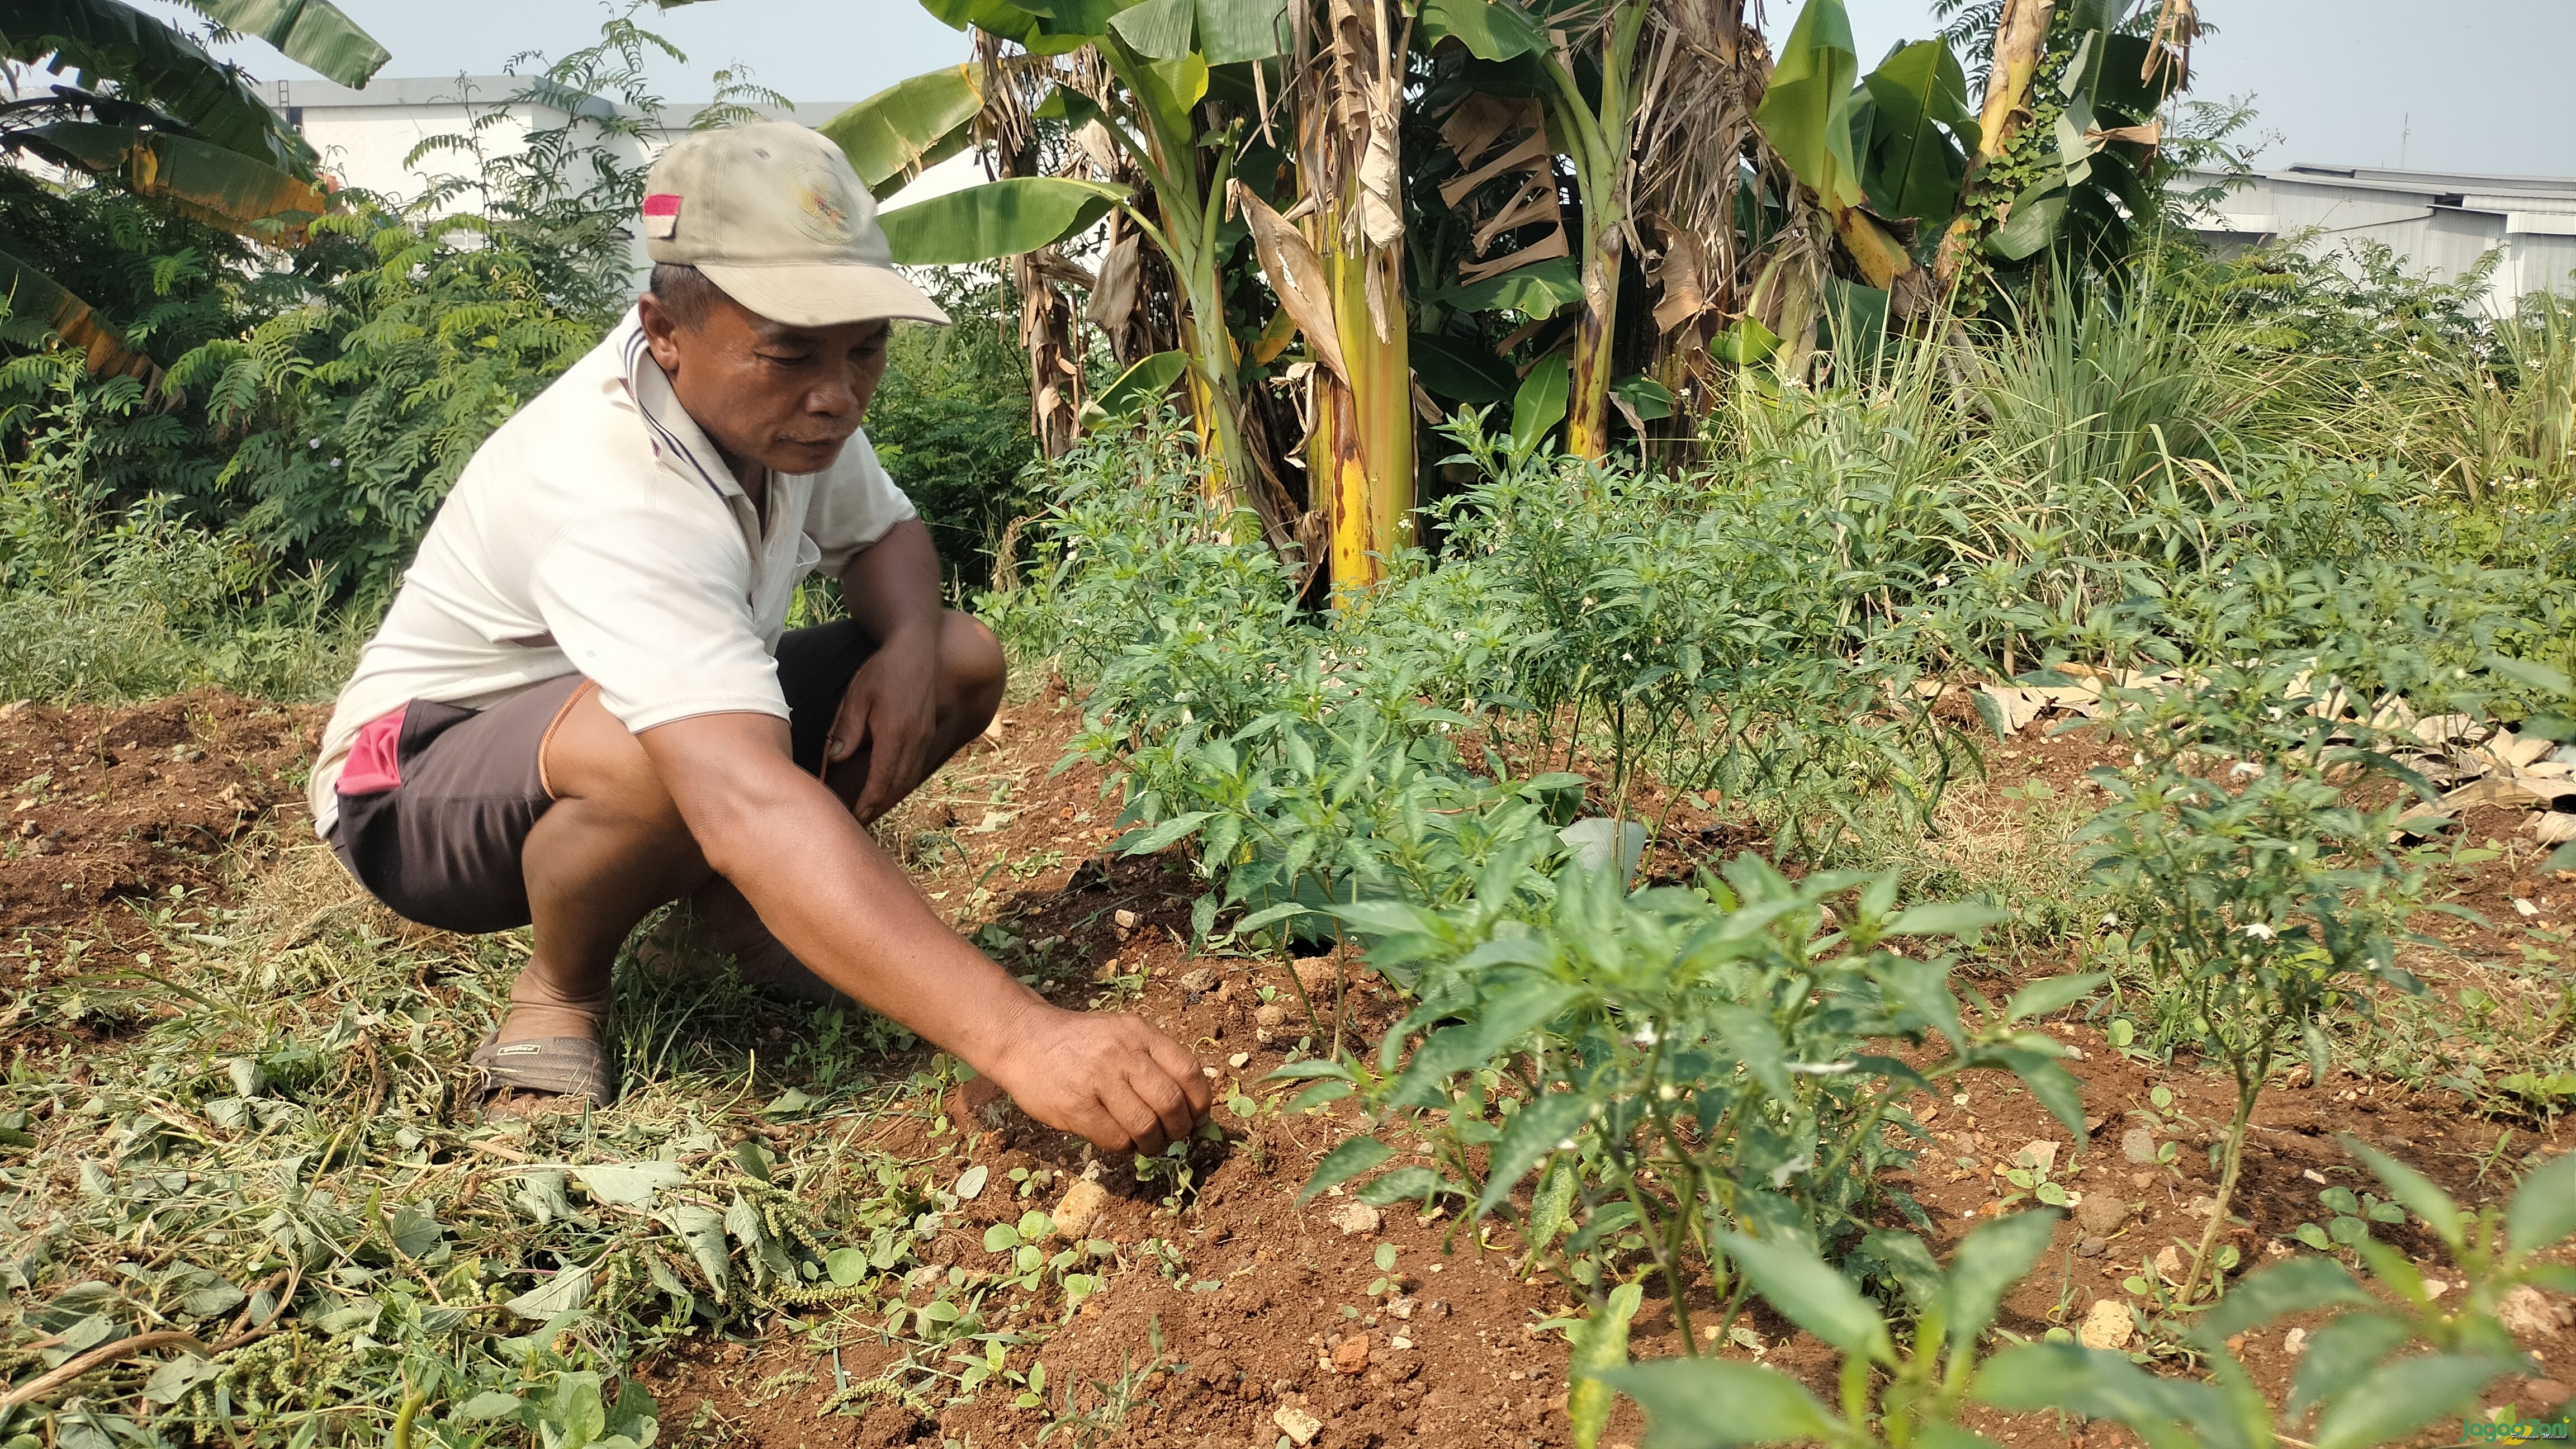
left=327, top=618, right=879, bottom=934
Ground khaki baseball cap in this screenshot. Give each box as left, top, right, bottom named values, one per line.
left=643, top=121, right=949, bottom=328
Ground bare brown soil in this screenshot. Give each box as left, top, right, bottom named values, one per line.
left=3, top=686, right=2568, bottom=1448
left=0, top=692, right=323, bottom=1000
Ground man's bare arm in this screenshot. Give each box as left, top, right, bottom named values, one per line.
left=640, top=710, right=1210, bottom=1150
left=840, top=516, right=943, bottom=643
left=826, top=519, right=946, bottom=821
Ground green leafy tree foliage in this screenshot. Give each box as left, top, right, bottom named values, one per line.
left=861, top=270, right=1046, bottom=589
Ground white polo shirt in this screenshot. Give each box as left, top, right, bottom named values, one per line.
left=306, top=307, right=916, bottom=835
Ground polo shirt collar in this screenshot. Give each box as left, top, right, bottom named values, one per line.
left=611, top=309, right=746, bottom=504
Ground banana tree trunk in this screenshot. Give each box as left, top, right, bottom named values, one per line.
left=1933, top=0, right=2057, bottom=285
left=1311, top=229, right=1413, bottom=598
left=1303, top=0, right=1415, bottom=600
left=1565, top=220, right=1623, bottom=460
left=1545, top=0, right=1652, bottom=461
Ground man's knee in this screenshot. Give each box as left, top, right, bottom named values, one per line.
left=943, top=610, right=1006, bottom=719
left=542, top=688, right=688, bottom=836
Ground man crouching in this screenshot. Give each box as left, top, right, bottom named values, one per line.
left=305, top=122, right=1209, bottom=1152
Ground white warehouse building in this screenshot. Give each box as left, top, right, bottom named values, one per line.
left=2187, top=163, right=2576, bottom=313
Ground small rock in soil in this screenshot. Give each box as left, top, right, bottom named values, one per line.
left=1113, top=908, right=1140, bottom=939
left=1332, top=1202, right=1381, bottom=1235
left=2524, top=1379, right=2569, bottom=1408
left=2153, top=1246, right=2185, bottom=1282
left=2284, top=1328, right=2309, bottom=1356
left=2017, top=1140, right=2059, bottom=1173
left=1332, top=1337, right=1370, bottom=1374
left=2075, top=1195, right=2133, bottom=1236
left=2121, top=1127, right=2159, bottom=1164
left=2079, top=1299, right=2134, bottom=1351
left=1053, top=1178, right=1111, bottom=1240
left=2500, top=1285, right=2562, bottom=1337
left=1256, top=1003, right=1287, bottom=1029
left=1179, top=967, right=1216, bottom=994
left=2075, top=1235, right=2110, bottom=1258
left=1274, top=1405, right=1324, bottom=1446
left=1387, top=1296, right=1415, bottom=1319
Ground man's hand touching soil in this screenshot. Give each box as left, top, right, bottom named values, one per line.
left=983, top=1004, right=1214, bottom=1154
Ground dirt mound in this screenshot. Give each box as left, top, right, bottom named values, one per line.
left=0, top=690, right=322, bottom=937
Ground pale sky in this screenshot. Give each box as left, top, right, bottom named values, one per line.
left=148, top=0, right=2576, bottom=181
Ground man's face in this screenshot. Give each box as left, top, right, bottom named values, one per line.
left=639, top=287, right=892, bottom=477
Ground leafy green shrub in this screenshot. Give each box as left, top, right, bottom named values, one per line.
left=2082, top=664, right=2435, bottom=1306
left=1600, top=1145, right=2576, bottom=1449
left=1300, top=855, right=2092, bottom=1339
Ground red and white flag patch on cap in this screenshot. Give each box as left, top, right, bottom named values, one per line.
left=642, top=192, right=681, bottom=239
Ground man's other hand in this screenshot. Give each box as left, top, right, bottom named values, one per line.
left=985, top=1005, right=1214, bottom=1154
left=826, top=619, right=941, bottom=823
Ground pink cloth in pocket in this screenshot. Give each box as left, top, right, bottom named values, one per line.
left=337, top=704, right=410, bottom=797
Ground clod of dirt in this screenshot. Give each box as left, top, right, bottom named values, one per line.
left=856, top=1401, right=933, bottom=1446
left=1053, top=1177, right=1111, bottom=1240
left=2080, top=1298, right=2135, bottom=1351
left=1256, top=1004, right=1287, bottom=1029
left=2075, top=1195, right=2133, bottom=1236
left=1273, top=1405, right=1324, bottom=1446
left=2120, top=1127, right=2159, bottom=1164
left=1330, top=1201, right=1381, bottom=1235
left=1180, top=967, right=1216, bottom=994
left=2526, top=1379, right=2570, bottom=1408
left=2500, top=1285, right=2563, bottom=1338
left=1294, top=958, right=1338, bottom=993
left=2075, top=1235, right=2110, bottom=1258
left=1331, top=1337, right=1370, bottom=1374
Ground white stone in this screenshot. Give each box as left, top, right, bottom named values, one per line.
left=2080, top=1299, right=2135, bottom=1351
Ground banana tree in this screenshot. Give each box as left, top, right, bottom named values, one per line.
left=1418, top=0, right=1652, bottom=461
left=1, top=0, right=387, bottom=378
left=1751, top=0, right=2182, bottom=315
left=844, top=0, right=1304, bottom=552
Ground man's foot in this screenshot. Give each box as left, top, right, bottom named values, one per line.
left=467, top=1030, right=616, bottom=1115
left=637, top=878, right=847, bottom=1006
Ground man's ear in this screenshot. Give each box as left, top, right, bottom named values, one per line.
left=637, top=291, right=686, bottom=373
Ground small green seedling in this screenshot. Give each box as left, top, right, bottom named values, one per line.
left=2295, top=1183, right=2407, bottom=1251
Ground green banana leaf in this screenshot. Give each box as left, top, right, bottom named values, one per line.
left=1410, top=329, right=1517, bottom=406
left=1509, top=352, right=1569, bottom=457
left=919, top=0, right=1101, bottom=55
left=878, top=176, right=1128, bottom=266
left=1858, top=39, right=1971, bottom=222
left=0, top=243, right=159, bottom=381
left=1441, top=255, right=1584, bottom=318
left=1986, top=186, right=2068, bottom=262
left=1753, top=0, right=1864, bottom=211
left=1079, top=348, right=1188, bottom=427
left=0, top=0, right=310, bottom=171
left=19, top=121, right=328, bottom=231
left=1191, top=0, right=1288, bottom=64
left=175, top=0, right=387, bottom=88
left=820, top=64, right=985, bottom=200
left=1417, top=0, right=1545, bottom=61
left=1106, top=0, right=1285, bottom=63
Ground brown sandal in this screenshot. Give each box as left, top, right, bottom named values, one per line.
left=467, top=1031, right=617, bottom=1110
